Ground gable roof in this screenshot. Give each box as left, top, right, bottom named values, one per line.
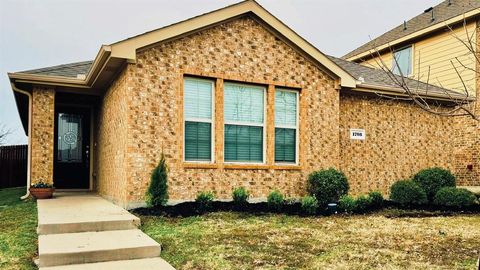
left=343, top=0, right=480, bottom=60
left=329, top=56, right=473, bottom=101
left=9, top=0, right=357, bottom=89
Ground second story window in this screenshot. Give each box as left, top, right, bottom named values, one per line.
left=224, top=82, right=265, bottom=163
left=392, top=46, right=412, bottom=76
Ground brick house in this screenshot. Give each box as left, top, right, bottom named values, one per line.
left=8, top=0, right=479, bottom=208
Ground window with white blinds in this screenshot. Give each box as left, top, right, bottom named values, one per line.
left=184, top=77, right=214, bottom=161
left=224, top=82, right=265, bottom=163
left=275, top=89, right=298, bottom=163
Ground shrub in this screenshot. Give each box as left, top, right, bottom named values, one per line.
left=412, top=167, right=455, bottom=201
left=232, top=187, right=250, bottom=206
left=355, top=195, right=371, bottom=213
left=307, top=168, right=349, bottom=206
left=434, top=187, right=476, bottom=208
left=300, top=196, right=318, bottom=215
left=146, top=154, right=169, bottom=207
left=196, top=191, right=215, bottom=211
left=267, top=190, right=284, bottom=211
left=338, top=195, right=356, bottom=213
left=367, top=191, right=384, bottom=209
left=390, top=180, right=427, bottom=206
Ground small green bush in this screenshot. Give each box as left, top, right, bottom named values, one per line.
left=412, top=167, right=455, bottom=201
left=338, top=195, right=356, bottom=213
left=146, top=154, right=169, bottom=207
left=354, top=195, right=371, bottom=213
left=307, top=168, right=349, bottom=206
left=434, top=187, right=476, bottom=208
left=367, top=191, right=384, bottom=209
left=390, top=180, right=427, bottom=206
left=300, top=196, right=318, bottom=215
left=267, top=190, right=284, bottom=211
left=196, top=191, right=215, bottom=211
left=232, top=187, right=250, bottom=206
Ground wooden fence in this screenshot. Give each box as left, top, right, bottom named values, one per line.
left=0, top=145, right=27, bottom=188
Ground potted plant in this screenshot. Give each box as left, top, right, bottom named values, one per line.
left=30, top=181, right=55, bottom=199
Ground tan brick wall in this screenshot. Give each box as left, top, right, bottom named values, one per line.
left=31, top=87, right=55, bottom=185
left=120, top=17, right=340, bottom=205
left=94, top=67, right=131, bottom=206
left=339, top=94, right=456, bottom=195
left=452, top=18, right=480, bottom=186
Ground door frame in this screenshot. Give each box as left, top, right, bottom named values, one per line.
left=54, top=102, right=94, bottom=191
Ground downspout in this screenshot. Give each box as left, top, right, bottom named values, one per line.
left=11, top=82, right=32, bottom=200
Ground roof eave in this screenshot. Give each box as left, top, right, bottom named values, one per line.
left=355, top=82, right=476, bottom=102
left=8, top=45, right=112, bottom=90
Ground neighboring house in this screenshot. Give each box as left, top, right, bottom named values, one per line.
left=7, top=0, right=478, bottom=208
left=344, top=0, right=480, bottom=188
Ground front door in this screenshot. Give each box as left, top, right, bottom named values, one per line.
left=53, top=106, right=91, bottom=189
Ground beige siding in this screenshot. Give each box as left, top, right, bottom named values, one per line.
left=361, top=52, right=393, bottom=70
left=359, top=22, right=477, bottom=95
left=414, top=22, right=476, bottom=95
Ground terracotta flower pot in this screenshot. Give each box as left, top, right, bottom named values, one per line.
left=29, top=187, right=55, bottom=199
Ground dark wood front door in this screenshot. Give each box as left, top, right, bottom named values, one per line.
left=53, top=106, right=91, bottom=189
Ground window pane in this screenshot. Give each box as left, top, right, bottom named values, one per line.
left=185, top=121, right=211, bottom=161
left=184, top=78, right=212, bottom=119
left=275, top=128, right=295, bottom=163
left=275, top=90, right=297, bottom=126
left=57, top=113, right=83, bottom=163
left=392, top=46, right=412, bottom=76
left=224, top=83, right=264, bottom=124
left=225, top=125, right=263, bottom=162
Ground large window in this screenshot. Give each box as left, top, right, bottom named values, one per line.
left=275, top=89, right=298, bottom=163
left=392, top=46, right=412, bottom=76
left=224, top=83, right=265, bottom=163
left=184, top=77, right=214, bottom=162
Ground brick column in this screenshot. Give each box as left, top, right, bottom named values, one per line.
left=31, top=87, right=55, bottom=185
left=266, top=84, right=275, bottom=165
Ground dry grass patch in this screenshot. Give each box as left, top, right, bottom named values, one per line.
left=140, top=212, right=480, bottom=270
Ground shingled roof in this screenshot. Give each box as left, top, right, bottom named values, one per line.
left=329, top=55, right=471, bottom=100
left=343, top=0, right=480, bottom=60
left=17, top=60, right=93, bottom=79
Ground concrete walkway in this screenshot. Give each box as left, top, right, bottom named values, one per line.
left=36, top=193, right=175, bottom=270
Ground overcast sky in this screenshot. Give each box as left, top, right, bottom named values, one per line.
left=0, top=0, right=440, bottom=145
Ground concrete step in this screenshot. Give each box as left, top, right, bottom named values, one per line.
left=39, top=257, right=175, bottom=270
left=37, top=193, right=140, bottom=235
left=38, top=229, right=161, bottom=267
left=38, top=218, right=140, bottom=235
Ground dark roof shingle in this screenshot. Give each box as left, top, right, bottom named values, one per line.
left=18, top=60, right=93, bottom=79
left=328, top=55, right=470, bottom=100
left=343, top=0, right=480, bottom=59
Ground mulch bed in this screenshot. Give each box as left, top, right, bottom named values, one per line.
left=131, top=200, right=480, bottom=218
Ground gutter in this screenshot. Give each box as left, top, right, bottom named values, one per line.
left=10, top=82, right=32, bottom=200
left=355, top=82, right=476, bottom=102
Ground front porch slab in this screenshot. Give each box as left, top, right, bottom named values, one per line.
left=37, top=192, right=140, bottom=234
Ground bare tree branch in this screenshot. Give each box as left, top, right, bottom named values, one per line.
left=364, top=15, right=479, bottom=121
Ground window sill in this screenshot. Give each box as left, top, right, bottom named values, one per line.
left=183, top=162, right=302, bottom=170
left=183, top=163, right=218, bottom=169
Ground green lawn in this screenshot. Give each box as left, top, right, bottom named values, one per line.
left=0, top=187, right=37, bottom=270
left=140, top=211, right=480, bottom=270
